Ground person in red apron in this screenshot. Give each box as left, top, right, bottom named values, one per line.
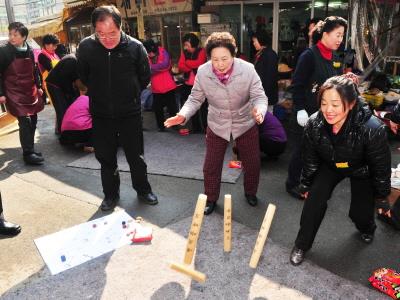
left=0, top=22, right=44, bottom=165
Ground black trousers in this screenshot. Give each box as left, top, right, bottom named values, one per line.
left=180, top=84, right=208, bottom=133
left=59, top=129, right=93, bottom=147
left=286, top=117, right=304, bottom=188
left=47, top=84, right=75, bottom=133
left=260, top=138, right=286, bottom=157
left=153, top=90, right=177, bottom=130
left=0, top=191, right=3, bottom=217
left=17, top=114, right=37, bottom=155
left=92, top=116, right=151, bottom=199
left=295, top=164, right=376, bottom=251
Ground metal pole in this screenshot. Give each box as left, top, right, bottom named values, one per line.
left=272, top=0, right=279, bottom=52
left=310, top=0, right=315, bottom=18
left=240, top=1, right=243, bottom=53
left=5, top=0, right=15, bottom=24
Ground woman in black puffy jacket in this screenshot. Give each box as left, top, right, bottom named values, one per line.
left=290, top=76, right=392, bottom=266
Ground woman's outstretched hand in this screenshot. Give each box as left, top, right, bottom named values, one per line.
left=252, top=107, right=264, bottom=125
left=164, top=114, right=186, bottom=128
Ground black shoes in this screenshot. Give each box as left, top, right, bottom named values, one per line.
left=23, top=153, right=44, bottom=165
left=245, top=194, right=258, bottom=206
left=100, top=195, right=120, bottom=211
left=286, top=183, right=305, bottom=200
left=204, top=201, right=216, bottom=215
left=290, top=246, right=306, bottom=266
left=138, top=192, right=158, bottom=205
left=0, top=219, right=21, bottom=236
left=360, top=233, right=374, bottom=244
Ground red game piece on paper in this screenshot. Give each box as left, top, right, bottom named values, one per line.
left=131, top=226, right=152, bottom=243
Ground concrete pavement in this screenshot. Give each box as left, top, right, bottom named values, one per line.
left=0, top=106, right=399, bottom=299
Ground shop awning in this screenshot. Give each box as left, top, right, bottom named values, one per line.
left=65, top=0, right=92, bottom=8
left=28, top=17, right=63, bottom=39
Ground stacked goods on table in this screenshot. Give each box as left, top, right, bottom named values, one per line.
left=369, top=268, right=400, bottom=299
left=362, top=88, right=385, bottom=108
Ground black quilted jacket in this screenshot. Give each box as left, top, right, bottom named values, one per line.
left=77, top=32, right=150, bottom=118
left=300, top=100, right=391, bottom=200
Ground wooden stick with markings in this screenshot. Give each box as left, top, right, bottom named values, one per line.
left=224, top=194, right=232, bottom=252
left=249, top=204, right=276, bottom=268
left=170, top=194, right=207, bottom=282
left=183, top=194, right=207, bottom=264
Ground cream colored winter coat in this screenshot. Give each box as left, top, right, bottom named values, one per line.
left=179, top=58, right=268, bottom=141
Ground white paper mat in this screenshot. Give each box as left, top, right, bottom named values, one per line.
left=34, top=210, right=148, bottom=275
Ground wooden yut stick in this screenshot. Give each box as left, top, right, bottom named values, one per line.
left=183, top=194, right=207, bottom=265
left=224, top=194, right=232, bottom=252
left=249, top=204, right=276, bottom=268
left=170, top=262, right=206, bottom=283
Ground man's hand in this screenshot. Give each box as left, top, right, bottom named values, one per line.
left=0, top=96, right=5, bottom=104
left=297, top=109, right=309, bottom=127
left=389, top=120, right=399, bottom=135
left=376, top=198, right=392, bottom=218
left=37, top=89, right=44, bottom=96
left=164, top=114, right=186, bottom=128
left=252, top=107, right=264, bottom=125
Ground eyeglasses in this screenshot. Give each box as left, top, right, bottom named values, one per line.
left=95, top=32, right=120, bottom=41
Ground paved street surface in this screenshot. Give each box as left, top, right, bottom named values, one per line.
left=1, top=106, right=399, bottom=299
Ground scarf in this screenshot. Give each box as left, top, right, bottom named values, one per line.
left=254, top=47, right=266, bottom=64
left=212, top=62, right=234, bottom=85
left=317, top=41, right=333, bottom=60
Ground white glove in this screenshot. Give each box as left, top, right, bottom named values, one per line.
left=297, top=109, right=309, bottom=127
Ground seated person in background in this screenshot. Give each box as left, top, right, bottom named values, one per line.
left=258, top=111, right=287, bottom=159
left=59, top=81, right=93, bottom=152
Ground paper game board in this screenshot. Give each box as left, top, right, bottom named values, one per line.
left=34, top=210, right=151, bottom=275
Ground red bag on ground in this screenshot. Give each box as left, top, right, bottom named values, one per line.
left=369, top=268, right=400, bottom=299
left=370, top=268, right=400, bottom=285
left=369, top=278, right=400, bottom=299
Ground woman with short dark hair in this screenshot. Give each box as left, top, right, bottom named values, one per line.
left=0, top=22, right=44, bottom=164
left=290, top=76, right=391, bottom=266
left=38, top=33, right=60, bottom=127
left=165, top=32, right=268, bottom=215
left=251, top=30, right=278, bottom=106
left=143, top=39, right=177, bottom=131
left=178, top=32, right=207, bottom=133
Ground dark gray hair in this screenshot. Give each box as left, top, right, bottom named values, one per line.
left=91, top=5, right=122, bottom=29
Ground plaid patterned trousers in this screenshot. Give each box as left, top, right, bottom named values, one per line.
left=203, top=125, right=260, bottom=202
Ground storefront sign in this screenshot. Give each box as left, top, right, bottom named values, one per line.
left=117, top=0, right=192, bottom=17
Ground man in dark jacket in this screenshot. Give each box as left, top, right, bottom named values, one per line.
left=77, top=5, right=158, bottom=211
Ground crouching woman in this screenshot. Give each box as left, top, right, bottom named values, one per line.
left=290, top=75, right=391, bottom=266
